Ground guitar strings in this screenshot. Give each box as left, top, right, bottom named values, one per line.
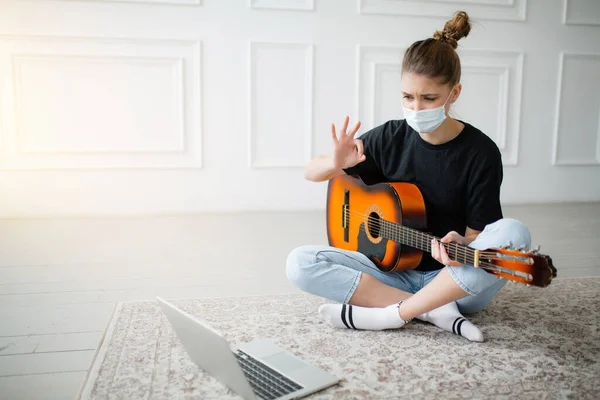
left=341, top=208, right=532, bottom=278
left=343, top=209, right=502, bottom=269
left=342, top=211, right=505, bottom=274
left=342, top=211, right=485, bottom=267
left=342, top=208, right=477, bottom=257
left=342, top=209, right=502, bottom=270
left=343, top=207, right=496, bottom=257
left=344, top=207, right=507, bottom=274
left=343, top=211, right=520, bottom=275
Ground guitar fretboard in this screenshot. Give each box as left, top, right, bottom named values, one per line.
left=376, top=218, right=478, bottom=264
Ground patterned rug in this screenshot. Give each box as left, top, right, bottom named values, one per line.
left=78, top=278, right=599, bottom=399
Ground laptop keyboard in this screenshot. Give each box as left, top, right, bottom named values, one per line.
left=234, top=350, right=304, bottom=400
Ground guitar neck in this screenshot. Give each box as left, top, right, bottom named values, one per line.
left=381, top=220, right=477, bottom=264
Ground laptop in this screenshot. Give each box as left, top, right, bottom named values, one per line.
left=156, top=296, right=340, bottom=400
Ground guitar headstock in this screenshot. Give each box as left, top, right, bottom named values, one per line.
left=478, top=245, right=557, bottom=287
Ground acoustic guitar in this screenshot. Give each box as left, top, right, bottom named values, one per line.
left=326, top=174, right=557, bottom=288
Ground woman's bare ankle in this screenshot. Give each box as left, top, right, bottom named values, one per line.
left=397, top=301, right=411, bottom=322
left=348, top=273, right=411, bottom=307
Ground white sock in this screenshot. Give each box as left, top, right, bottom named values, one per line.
left=318, top=302, right=409, bottom=331
left=417, top=301, right=484, bottom=342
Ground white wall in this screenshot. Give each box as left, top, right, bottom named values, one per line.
left=0, top=0, right=599, bottom=217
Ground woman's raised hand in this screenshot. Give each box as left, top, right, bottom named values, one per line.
left=331, top=116, right=366, bottom=170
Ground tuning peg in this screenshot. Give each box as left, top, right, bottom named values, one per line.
left=531, top=245, right=541, bottom=254
left=502, top=241, right=513, bottom=250
left=517, top=244, right=527, bottom=251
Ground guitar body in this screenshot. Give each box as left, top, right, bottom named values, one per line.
left=326, top=174, right=427, bottom=272
left=326, top=175, right=558, bottom=287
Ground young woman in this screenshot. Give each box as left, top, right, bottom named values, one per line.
left=285, top=11, right=531, bottom=342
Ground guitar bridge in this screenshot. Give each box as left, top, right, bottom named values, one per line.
left=342, top=190, right=349, bottom=242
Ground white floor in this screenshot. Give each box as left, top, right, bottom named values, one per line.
left=0, top=204, right=599, bottom=399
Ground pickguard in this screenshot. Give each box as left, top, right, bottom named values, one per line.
left=357, top=222, right=388, bottom=265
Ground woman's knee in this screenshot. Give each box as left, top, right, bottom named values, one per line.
left=447, top=264, right=501, bottom=296
left=480, top=218, right=532, bottom=249
left=285, top=245, right=319, bottom=291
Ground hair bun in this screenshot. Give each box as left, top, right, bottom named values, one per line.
left=433, top=11, right=471, bottom=49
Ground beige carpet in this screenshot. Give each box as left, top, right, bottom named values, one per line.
left=78, top=278, right=599, bottom=399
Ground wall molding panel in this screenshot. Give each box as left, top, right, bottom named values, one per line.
left=0, top=35, right=203, bottom=170
left=562, top=0, right=600, bottom=26
left=358, top=0, right=527, bottom=22
left=248, top=41, right=314, bottom=168
left=356, top=45, right=406, bottom=133
left=552, top=52, right=600, bottom=166
left=248, top=0, right=314, bottom=11
left=12, top=54, right=186, bottom=154
left=54, top=0, right=202, bottom=5
left=460, top=65, right=510, bottom=151
left=457, top=49, right=523, bottom=166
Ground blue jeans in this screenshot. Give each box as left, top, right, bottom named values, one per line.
left=286, top=218, right=531, bottom=314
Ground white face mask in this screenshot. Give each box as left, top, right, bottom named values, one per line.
left=402, top=88, right=455, bottom=134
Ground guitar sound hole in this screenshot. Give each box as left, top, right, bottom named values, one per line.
left=367, top=212, right=381, bottom=238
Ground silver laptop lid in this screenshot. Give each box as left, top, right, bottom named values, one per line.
left=156, top=297, right=257, bottom=400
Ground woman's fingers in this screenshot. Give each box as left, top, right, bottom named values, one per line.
left=354, top=139, right=364, bottom=156
left=331, top=123, right=338, bottom=143
left=332, top=116, right=360, bottom=142
left=440, top=231, right=465, bottom=247
left=431, top=239, right=439, bottom=260
left=439, top=232, right=466, bottom=264
left=349, top=120, right=361, bottom=137
left=341, top=116, right=349, bottom=134
left=440, top=243, right=451, bottom=265
left=355, top=138, right=366, bottom=163
left=440, top=243, right=463, bottom=266
left=432, top=239, right=462, bottom=267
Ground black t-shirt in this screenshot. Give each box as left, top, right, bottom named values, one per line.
left=343, top=119, right=503, bottom=271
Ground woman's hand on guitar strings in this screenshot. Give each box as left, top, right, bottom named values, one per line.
left=431, top=231, right=465, bottom=267
left=331, top=116, right=366, bottom=169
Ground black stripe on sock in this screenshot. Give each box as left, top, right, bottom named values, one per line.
left=456, top=319, right=467, bottom=337
left=341, top=304, right=351, bottom=329
left=452, top=317, right=462, bottom=334
left=348, top=305, right=357, bottom=330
